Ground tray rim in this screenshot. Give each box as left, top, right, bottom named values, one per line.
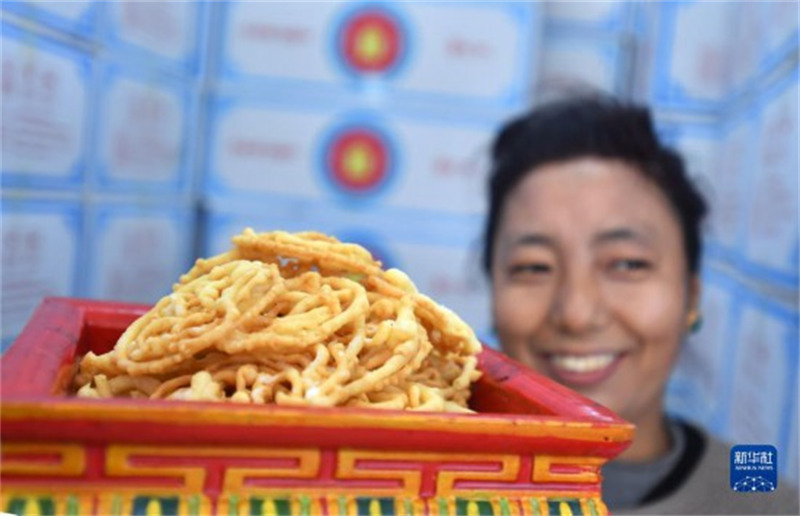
left=1, top=297, right=634, bottom=455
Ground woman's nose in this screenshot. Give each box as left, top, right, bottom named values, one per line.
left=550, top=269, right=606, bottom=334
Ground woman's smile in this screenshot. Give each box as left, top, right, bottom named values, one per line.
left=542, top=351, right=626, bottom=388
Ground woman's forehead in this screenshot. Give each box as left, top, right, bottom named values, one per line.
left=500, top=159, right=682, bottom=241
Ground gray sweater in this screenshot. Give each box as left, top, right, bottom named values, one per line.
left=610, top=422, right=799, bottom=515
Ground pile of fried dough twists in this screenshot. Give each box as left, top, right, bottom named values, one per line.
left=75, top=229, right=482, bottom=412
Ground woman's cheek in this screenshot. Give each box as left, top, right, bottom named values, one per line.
left=495, top=292, right=551, bottom=362
left=496, top=289, right=540, bottom=330
left=610, top=282, right=687, bottom=341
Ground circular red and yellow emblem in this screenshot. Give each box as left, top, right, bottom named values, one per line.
left=339, top=8, right=404, bottom=75
left=325, top=128, right=390, bottom=193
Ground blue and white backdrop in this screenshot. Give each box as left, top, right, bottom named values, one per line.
left=1, top=0, right=797, bottom=485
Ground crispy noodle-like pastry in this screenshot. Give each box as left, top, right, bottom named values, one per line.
left=75, top=229, right=482, bottom=412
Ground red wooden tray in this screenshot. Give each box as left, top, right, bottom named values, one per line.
left=0, top=297, right=633, bottom=516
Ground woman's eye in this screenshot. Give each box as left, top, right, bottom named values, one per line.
left=509, top=263, right=552, bottom=276
left=609, top=259, right=651, bottom=274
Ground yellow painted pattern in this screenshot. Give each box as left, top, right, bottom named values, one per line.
left=332, top=449, right=424, bottom=497
left=145, top=498, right=161, bottom=516
left=1, top=442, right=609, bottom=515
left=333, top=449, right=529, bottom=498
left=23, top=498, right=41, bottom=516
left=263, top=498, right=277, bottom=515
left=98, top=446, right=235, bottom=514
left=106, top=446, right=207, bottom=494
left=435, top=454, right=519, bottom=497
left=0, top=442, right=86, bottom=476
left=106, top=444, right=322, bottom=500
left=221, top=448, right=320, bottom=495
left=532, top=456, right=605, bottom=484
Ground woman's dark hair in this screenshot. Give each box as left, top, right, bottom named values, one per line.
left=482, top=95, right=708, bottom=276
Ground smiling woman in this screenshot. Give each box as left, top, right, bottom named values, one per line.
left=492, top=157, right=692, bottom=461
left=482, top=96, right=798, bottom=515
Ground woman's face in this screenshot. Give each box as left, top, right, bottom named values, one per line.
left=491, top=157, right=698, bottom=426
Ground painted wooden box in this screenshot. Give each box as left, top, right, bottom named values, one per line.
left=1, top=298, right=633, bottom=516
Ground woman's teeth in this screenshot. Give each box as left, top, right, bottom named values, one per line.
left=550, top=353, right=617, bottom=373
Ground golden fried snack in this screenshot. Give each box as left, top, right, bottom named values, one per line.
left=75, top=229, right=482, bottom=412
left=367, top=269, right=482, bottom=356
left=113, top=260, right=286, bottom=376
left=220, top=273, right=370, bottom=355
left=233, top=229, right=384, bottom=279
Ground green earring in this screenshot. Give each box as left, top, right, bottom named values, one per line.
left=689, top=313, right=703, bottom=334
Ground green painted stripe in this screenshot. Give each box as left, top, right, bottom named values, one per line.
left=131, top=496, right=145, bottom=516
left=39, top=497, right=55, bottom=516
left=404, top=498, right=413, bottom=516
left=299, top=496, right=311, bottom=516
left=228, top=494, right=239, bottom=516
left=276, top=499, right=291, bottom=515
left=111, top=495, right=123, bottom=516
left=380, top=497, right=395, bottom=515
left=7, top=499, right=25, bottom=515
left=500, top=498, right=511, bottom=516
left=161, top=497, right=179, bottom=515
left=249, top=497, right=263, bottom=516
left=355, top=498, right=371, bottom=516
left=188, top=495, right=200, bottom=516
left=529, top=498, right=541, bottom=516
left=66, top=495, right=80, bottom=516
left=338, top=496, right=347, bottom=516
left=587, top=498, right=599, bottom=516
left=438, top=497, right=448, bottom=516
left=40, top=497, right=55, bottom=516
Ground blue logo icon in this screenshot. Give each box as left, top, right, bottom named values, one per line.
left=730, top=444, right=778, bottom=492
